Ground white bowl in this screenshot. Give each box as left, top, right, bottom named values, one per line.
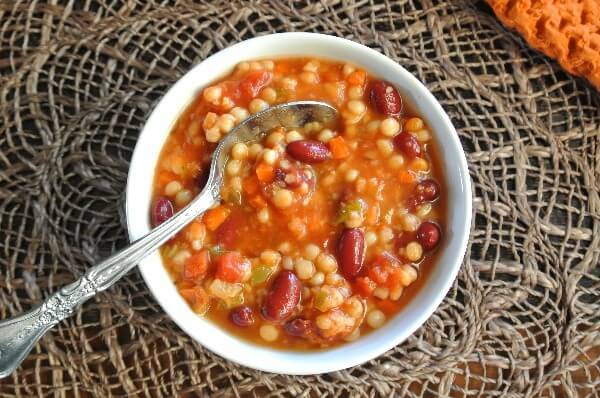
left=126, top=32, right=472, bottom=375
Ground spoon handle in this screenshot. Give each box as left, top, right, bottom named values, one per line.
left=0, top=189, right=217, bottom=378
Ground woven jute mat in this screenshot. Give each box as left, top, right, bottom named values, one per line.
left=1, top=1, right=599, bottom=397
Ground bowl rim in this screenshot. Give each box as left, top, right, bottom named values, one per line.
left=125, top=32, right=472, bottom=375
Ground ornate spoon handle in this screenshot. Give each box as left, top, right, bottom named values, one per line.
left=0, top=189, right=217, bottom=378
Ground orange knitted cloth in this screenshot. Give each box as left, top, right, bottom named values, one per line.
left=487, top=0, right=600, bottom=89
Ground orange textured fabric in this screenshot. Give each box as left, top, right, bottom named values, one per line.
left=488, top=0, right=600, bottom=89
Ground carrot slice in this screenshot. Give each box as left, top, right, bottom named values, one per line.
left=255, top=162, right=275, bottom=182
left=328, top=136, right=350, bottom=159
left=204, top=206, right=231, bottom=231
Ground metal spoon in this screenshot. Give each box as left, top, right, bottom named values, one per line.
left=0, top=100, right=337, bottom=378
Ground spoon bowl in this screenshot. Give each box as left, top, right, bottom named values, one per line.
left=206, top=101, right=337, bottom=201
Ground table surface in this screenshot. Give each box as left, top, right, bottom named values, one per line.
left=0, top=1, right=598, bottom=397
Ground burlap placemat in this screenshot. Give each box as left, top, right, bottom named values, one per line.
left=0, top=1, right=598, bottom=397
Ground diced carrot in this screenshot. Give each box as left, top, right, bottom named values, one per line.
left=242, top=176, right=259, bottom=195
left=328, top=136, right=350, bottom=159
left=398, top=170, right=416, bottom=184
left=347, top=70, right=366, bottom=86
left=248, top=195, right=267, bottom=209
left=255, top=162, right=275, bottom=182
left=183, top=250, right=209, bottom=280
left=215, top=252, right=250, bottom=283
left=355, top=277, right=376, bottom=297
left=204, top=206, right=231, bottom=231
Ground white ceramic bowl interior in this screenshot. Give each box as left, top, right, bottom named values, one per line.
left=126, top=32, right=472, bottom=375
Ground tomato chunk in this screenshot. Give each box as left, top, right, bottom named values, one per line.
left=215, top=252, right=250, bottom=283
left=240, top=70, right=272, bottom=99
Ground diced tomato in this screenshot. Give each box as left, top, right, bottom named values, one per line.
left=355, top=277, right=376, bottom=297
left=368, top=252, right=401, bottom=284
left=183, top=250, right=209, bottom=280
left=215, top=252, right=250, bottom=283
left=368, top=265, right=389, bottom=284
left=220, top=81, right=242, bottom=101
left=240, top=70, right=272, bottom=99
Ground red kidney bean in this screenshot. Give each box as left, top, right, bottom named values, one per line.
left=286, top=140, right=331, bottom=163
left=337, top=228, right=366, bottom=278
left=262, top=271, right=301, bottom=321
left=152, top=197, right=174, bottom=227
left=415, top=179, right=440, bottom=202
left=284, top=318, right=313, bottom=337
left=393, top=132, right=421, bottom=158
left=230, top=306, right=255, bottom=327
left=369, top=80, right=402, bottom=116
left=416, top=221, right=441, bottom=250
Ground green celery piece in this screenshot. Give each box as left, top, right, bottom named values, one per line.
left=251, top=266, right=274, bottom=286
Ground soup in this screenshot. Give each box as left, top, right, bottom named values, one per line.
left=151, top=58, right=447, bottom=349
